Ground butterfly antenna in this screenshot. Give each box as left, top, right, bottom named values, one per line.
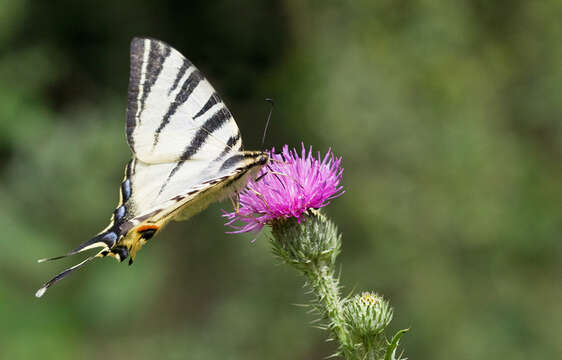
left=261, top=98, right=275, bottom=147
left=35, top=251, right=104, bottom=298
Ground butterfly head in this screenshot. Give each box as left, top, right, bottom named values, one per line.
left=243, top=151, right=269, bottom=180
left=237, top=152, right=268, bottom=189
left=256, top=151, right=269, bottom=167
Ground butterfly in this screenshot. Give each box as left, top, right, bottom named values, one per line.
left=35, top=37, right=269, bottom=297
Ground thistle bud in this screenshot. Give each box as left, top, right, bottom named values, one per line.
left=344, top=292, right=393, bottom=338
left=270, top=210, right=341, bottom=269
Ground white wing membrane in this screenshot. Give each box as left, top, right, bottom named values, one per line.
left=129, top=157, right=237, bottom=215
left=127, top=38, right=241, bottom=164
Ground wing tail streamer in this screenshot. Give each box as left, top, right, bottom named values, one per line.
left=37, top=231, right=118, bottom=263
left=35, top=250, right=106, bottom=298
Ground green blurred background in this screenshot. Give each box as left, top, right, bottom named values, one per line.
left=1, top=0, right=561, bottom=359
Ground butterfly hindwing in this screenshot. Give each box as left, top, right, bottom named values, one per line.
left=124, top=150, right=268, bottom=228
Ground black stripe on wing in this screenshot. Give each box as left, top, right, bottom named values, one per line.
left=156, top=106, right=233, bottom=195
left=193, top=92, right=221, bottom=119
left=168, top=58, right=191, bottom=96
left=126, top=38, right=145, bottom=148
left=139, top=41, right=171, bottom=122
left=153, top=68, right=203, bottom=146
left=218, top=130, right=242, bottom=158
left=180, top=106, right=232, bottom=160
left=126, top=38, right=171, bottom=148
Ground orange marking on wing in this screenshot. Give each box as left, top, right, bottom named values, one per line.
left=136, top=224, right=159, bottom=233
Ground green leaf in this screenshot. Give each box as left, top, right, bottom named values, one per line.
left=385, top=328, right=409, bottom=360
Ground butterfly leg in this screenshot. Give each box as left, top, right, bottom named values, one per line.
left=229, top=192, right=240, bottom=214
left=248, top=187, right=270, bottom=209
left=254, top=171, right=268, bottom=183
left=268, top=171, right=288, bottom=177
left=264, top=164, right=288, bottom=190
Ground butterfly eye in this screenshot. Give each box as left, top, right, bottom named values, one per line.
left=258, top=154, right=269, bottom=165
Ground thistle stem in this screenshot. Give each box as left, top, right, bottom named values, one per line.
left=270, top=212, right=405, bottom=359
left=271, top=211, right=356, bottom=358
left=304, top=261, right=355, bottom=358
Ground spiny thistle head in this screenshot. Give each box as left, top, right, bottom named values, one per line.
left=344, top=292, right=393, bottom=338
left=223, top=144, right=343, bottom=233
left=270, top=210, right=341, bottom=268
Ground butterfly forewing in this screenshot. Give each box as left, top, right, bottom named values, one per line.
left=127, top=38, right=242, bottom=164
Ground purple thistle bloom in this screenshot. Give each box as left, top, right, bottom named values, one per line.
left=224, top=144, right=344, bottom=233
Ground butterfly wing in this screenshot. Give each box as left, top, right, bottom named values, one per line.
left=126, top=37, right=242, bottom=164
left=126, top=154, right=237, bottom=215
left=35, top=38, right=268, bottom=297
left=124, top=151, right=267, bottom=227
left=124, top=37, right=260, bottom=219
left=119, top=150, right=267, bottom=262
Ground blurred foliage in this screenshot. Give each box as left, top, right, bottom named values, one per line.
left=0, top=0, right=561, bottom=359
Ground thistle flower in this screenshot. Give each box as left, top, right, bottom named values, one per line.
left=224, top=144, right=344, bottom=233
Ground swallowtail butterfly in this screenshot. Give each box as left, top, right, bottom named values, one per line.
left=36, top=38, right=269, bottom=297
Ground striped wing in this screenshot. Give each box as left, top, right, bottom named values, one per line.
left=125, top=154, right=243, bottom=216
left=126, top=37, right=242, bottom=164
left=125, top=37, right=251, bottom=215
left=120, top=152, right=266, bottom=235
